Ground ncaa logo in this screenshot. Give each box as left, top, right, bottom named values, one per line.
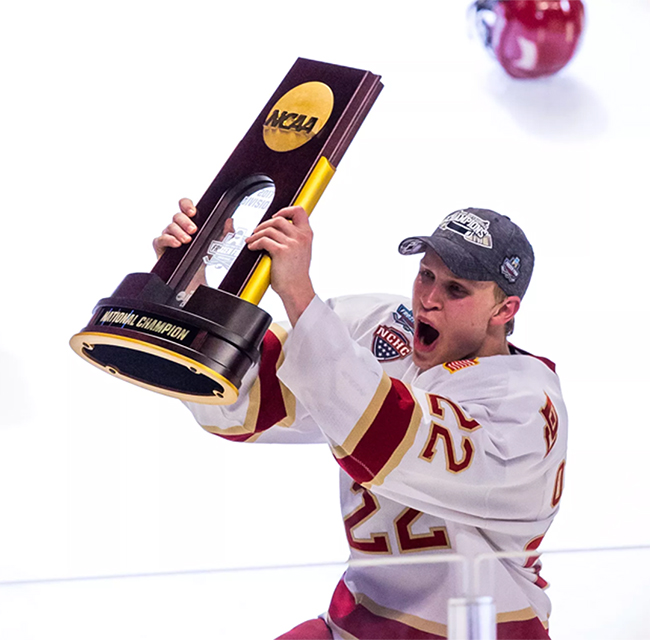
left=263, top=81, right=334, bottom=152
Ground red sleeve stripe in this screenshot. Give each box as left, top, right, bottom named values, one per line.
left=334, top=375, right=422, bottom=486
left=208, top=325, right=295, bottom=443
left=254, top=328, right=290, bottom=431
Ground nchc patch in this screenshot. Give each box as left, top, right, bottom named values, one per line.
left=443, top=359, right=479, bottom=374
left=373, top=325, right=412, bottom=361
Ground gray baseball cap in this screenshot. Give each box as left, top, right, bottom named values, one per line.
left=398, top=207, right=534, bottom=298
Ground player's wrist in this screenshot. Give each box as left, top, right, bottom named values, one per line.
left=280, top=283, right=316, bottom=327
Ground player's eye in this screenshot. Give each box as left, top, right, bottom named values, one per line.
left=447, top=283, right=468, bottom=298
left=419, top=268, right=434, bottom=282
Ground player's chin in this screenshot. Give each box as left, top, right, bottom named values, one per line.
left=412, top=348, right=441, bottom=370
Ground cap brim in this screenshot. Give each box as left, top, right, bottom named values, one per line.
left=399, top=235, right=491, bottom=282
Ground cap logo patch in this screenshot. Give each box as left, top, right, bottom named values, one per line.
left=373, top=325, right=412, bottom=361
left=392, top=304, right=415, bottom=335
left=500, top=256, right=521, bottom=283
left=440, top=211, right=493, bottom=249
left=443, top=358, right=479, bottom=374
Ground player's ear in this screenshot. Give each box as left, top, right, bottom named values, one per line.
left=491, top=296, right=520, bottom=327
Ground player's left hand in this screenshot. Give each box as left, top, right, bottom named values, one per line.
left=245, top=206, right=316, bottom=326
left=153, top=198, right=198, bottom=260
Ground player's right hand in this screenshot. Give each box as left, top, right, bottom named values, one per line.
left=153, top=198, right=198, bottom=260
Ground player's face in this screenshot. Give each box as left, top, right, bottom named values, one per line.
left=411, top=250, right=507, bottom=370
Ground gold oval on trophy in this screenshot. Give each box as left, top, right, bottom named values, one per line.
left=263, top=81, right=334, bottom=152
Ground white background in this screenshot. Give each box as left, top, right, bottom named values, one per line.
left=1, top=1, right=649, bottom=638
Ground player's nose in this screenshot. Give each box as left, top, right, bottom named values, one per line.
left=418, top=283, right=443, bottom=311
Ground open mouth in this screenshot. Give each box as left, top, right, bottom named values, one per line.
left=416, top=320, right=440, bottom=349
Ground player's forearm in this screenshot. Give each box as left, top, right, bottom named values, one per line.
left=280, top=283, right=317, bottom=327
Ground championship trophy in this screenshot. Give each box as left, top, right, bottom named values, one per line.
left=70, top=58, right=383, bottom=405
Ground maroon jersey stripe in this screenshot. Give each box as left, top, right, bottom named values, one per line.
left=337, top=378, right=416, bottom=484
left=329, top=578, right=550, bottom=639
left=328, top=578, right=445, bottom=639
left=213, top=329, right=287, bottom=443
left=255, top=330, right=288, bottom=431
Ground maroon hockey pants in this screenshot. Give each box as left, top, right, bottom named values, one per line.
left=275, top=617, right=333, bottom=639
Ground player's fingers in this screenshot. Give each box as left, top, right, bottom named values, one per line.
left=251, top=215, right=295, bottom=237
left=154, top=233, right=182, bottom=249
left=245, top=234, right=284, bottom=254
left=252, top=209, right=311, bottom=240
left=161, top=221, right=194, bottom=244
left=246, top=223, right=291, bottom=248
left=153, top=199, right=197, bottom=260
left=173, top=212, right=198, bottom=235
left=153, top=232, right=182, bottom=259
left=272, top=205, right=309, bottom=226
left=269, top=206, right=312, bottom=241
left=179, top=198, right=197, bottom=216
left=152, top=220, right=194, bottom=259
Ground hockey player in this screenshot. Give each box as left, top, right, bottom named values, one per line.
left=154, top=200, right=567, bottom=639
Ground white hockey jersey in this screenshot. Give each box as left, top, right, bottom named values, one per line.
left=185, top=294, right=568, bottom=640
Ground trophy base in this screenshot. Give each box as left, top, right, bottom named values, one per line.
left=70, top=274, right=272, bottom=405
left=70, top=331, right=241, bottom=404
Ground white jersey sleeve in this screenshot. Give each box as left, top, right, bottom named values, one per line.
left=277, top=295, right=568, bottom=533
left=183, top=322, right=327, bottom=444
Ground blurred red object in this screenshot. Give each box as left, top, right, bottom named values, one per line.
left=472, top=1, right=586, bottom=78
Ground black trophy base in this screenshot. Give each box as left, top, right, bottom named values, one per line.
left=69, top=274, right=272, bottom=405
